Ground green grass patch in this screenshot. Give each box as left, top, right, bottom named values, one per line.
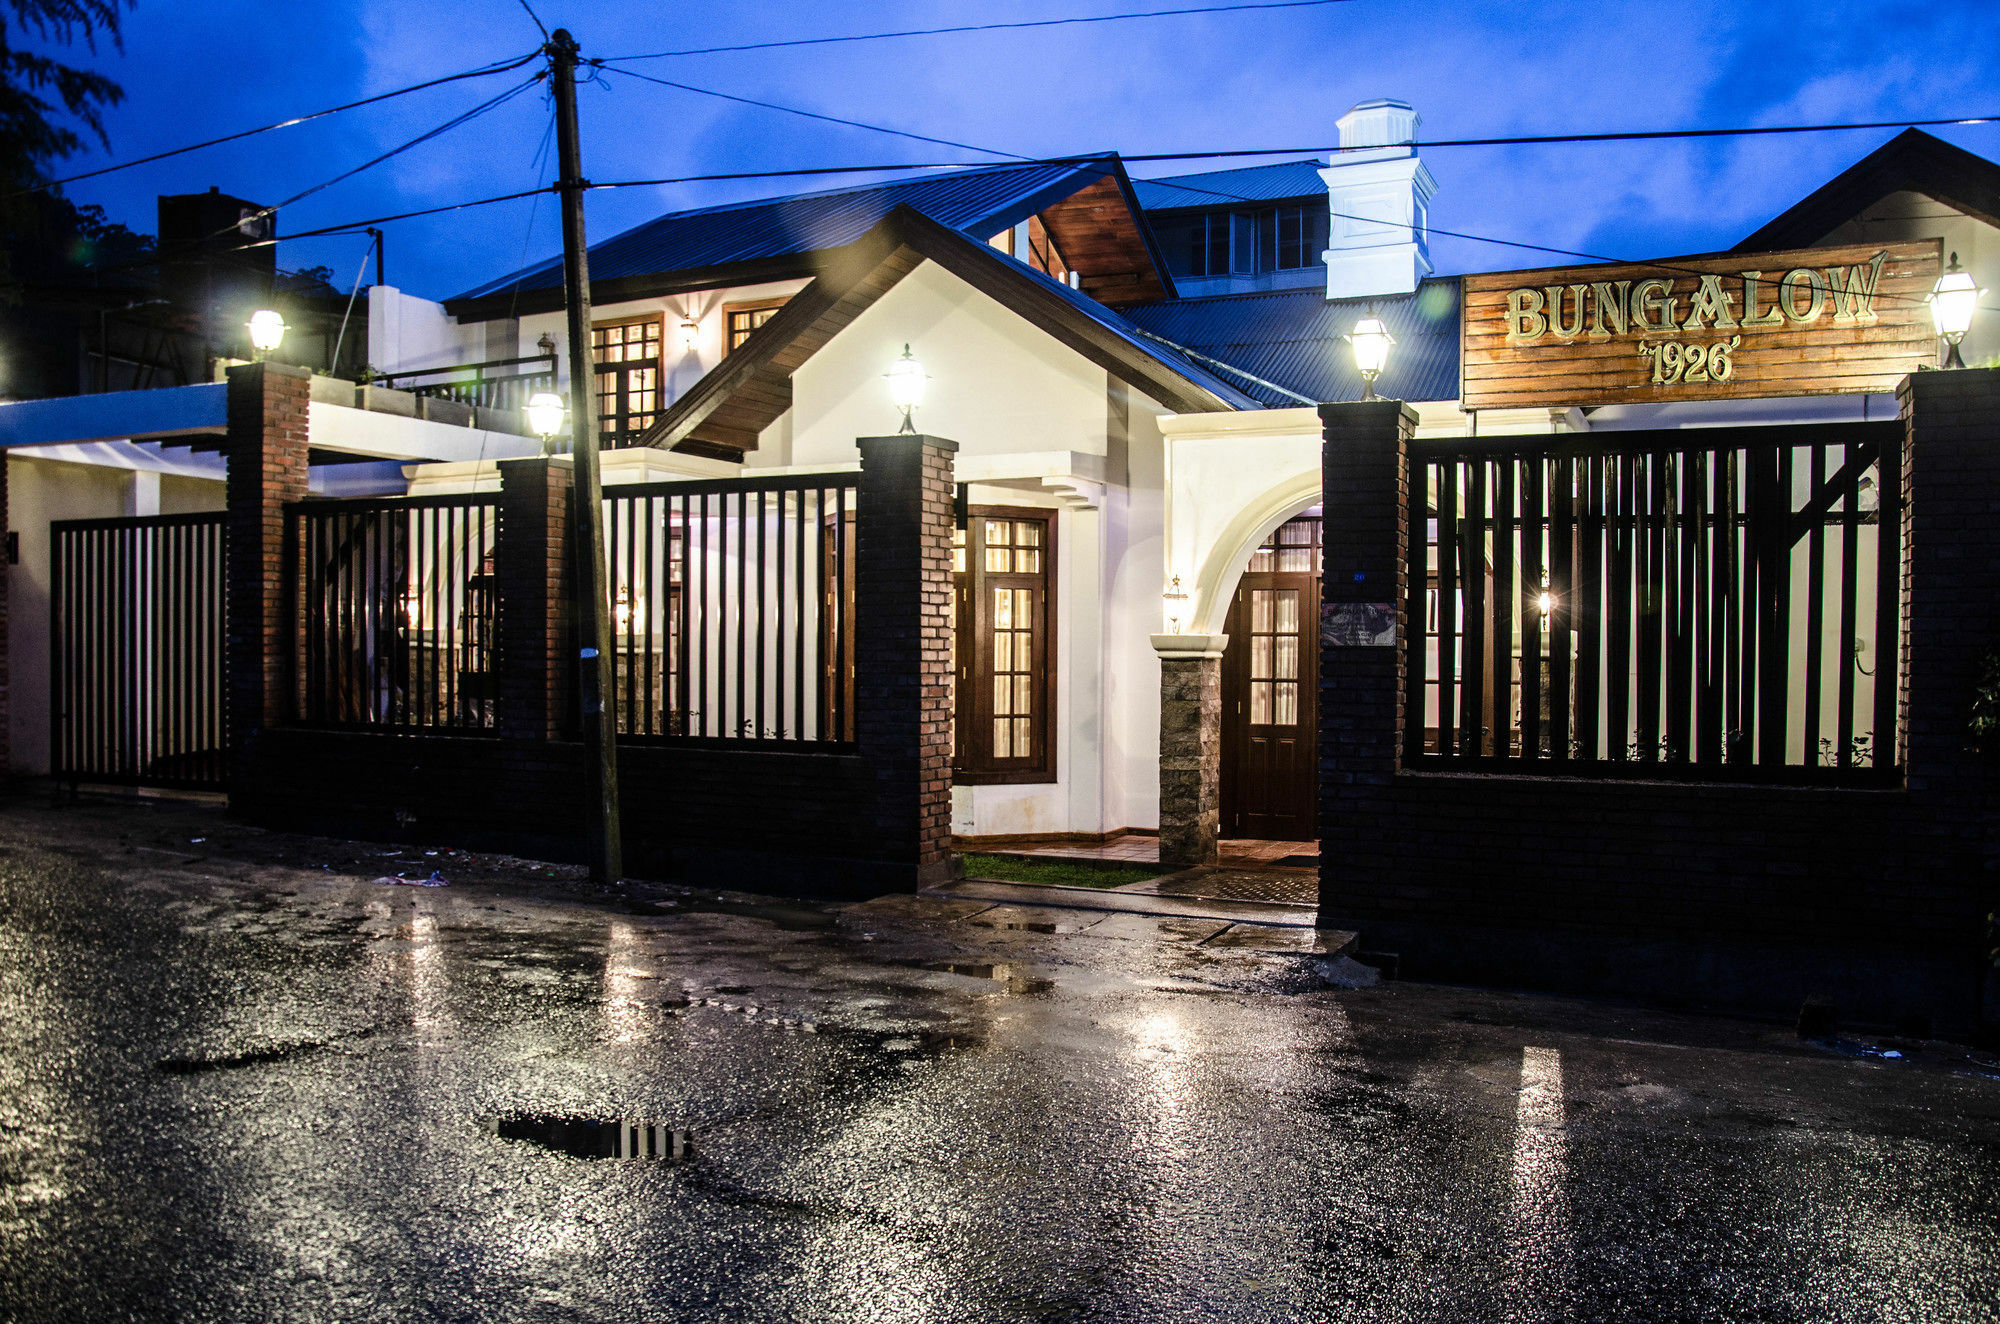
left=958, top=853, right=1163, bottom=889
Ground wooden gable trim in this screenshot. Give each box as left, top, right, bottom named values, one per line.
left=641, top=205, right=1237, bottom=454
left=1037, top=173, right=1171, bottom=306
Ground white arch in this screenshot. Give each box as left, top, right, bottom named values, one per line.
left=1188, top=469, right=1322, bottom=635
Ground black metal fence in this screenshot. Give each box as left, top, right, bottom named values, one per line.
left=1406, top=421, right=1901, bottom=782
left=294, top=494, right=499, bottom=732
left=50, top=512, right=227, bottom=789
left=371, top=354, right=557, bottom=413
left=601, top=475, right=858, bottom=745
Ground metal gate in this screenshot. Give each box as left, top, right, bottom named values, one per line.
left=50, top=512, right=228, bottom=789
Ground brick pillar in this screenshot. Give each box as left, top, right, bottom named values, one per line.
left=1317, top=400, right=1419, bottom=921
left=0, top=454, right=10, bottom=777
left=1898, top=368, right=2000, bottom=1023
left=1155, top=636, right=1225, bottom=868
left=224, top=361, right=311, bottom=785
left=856, top=433, right=958, bottom=890
left=496, top=456, right=573, bottom=741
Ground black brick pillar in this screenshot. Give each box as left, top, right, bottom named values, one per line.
left=224, top=361, right=311, bottom=794
left=1898, top=367, right=2000, bottom=1024
left=496, top=455, right=573, bottom=742
left=1317, top=399, right=1419, bottom=924
left=856, top=433, right=959, bottom=890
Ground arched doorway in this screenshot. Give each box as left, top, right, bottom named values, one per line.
left=1219, top=513, right=1321, bottom=840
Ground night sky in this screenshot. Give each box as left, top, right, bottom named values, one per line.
left=26, top=0, right=2000, bottom=303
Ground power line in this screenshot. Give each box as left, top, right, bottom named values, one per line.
left=14, top=49, right=543, bottom=201
left=599, top=65, right=1024, bottom=161
left=1114, top=113, right=2000, bottom=164
left=516, top=0, right=550, bottom=41
left=229, top=73, right=544, bottom=237
left=583, top=111, right=2000, bottom=194
left=600, top=0, right=1355, bottom=62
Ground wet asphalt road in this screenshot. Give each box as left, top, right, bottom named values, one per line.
left=1, top=799, right=1998, bottom=1323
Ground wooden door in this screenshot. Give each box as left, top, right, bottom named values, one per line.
left=1221, top=517, right=1321, bottom=840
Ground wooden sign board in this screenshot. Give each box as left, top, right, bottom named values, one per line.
left=1461, top=239, right=1941, bottom=411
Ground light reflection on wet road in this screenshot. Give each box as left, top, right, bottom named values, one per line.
left=0, top=805, right=1997, bottom=1323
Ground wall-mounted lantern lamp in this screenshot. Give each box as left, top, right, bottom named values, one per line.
left=1346, top=311, right=1394, bottom=401
left=1927, top=252, right=1983, bottom=369
left=525, top=390, right=567, bottom=452
left=679, top=316, right=699, bottom=356
left=246, top=309, right=288, bottom=360
left=885, top=343, right=928, bottom=434
left=1163, top=576, right=1190, bottom=633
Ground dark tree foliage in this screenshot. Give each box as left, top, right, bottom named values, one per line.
left=0, top=2, right=133, bottom=288
left=0, top=0, right=131, bottom=190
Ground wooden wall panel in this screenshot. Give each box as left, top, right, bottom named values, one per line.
left=1461, top=240, right=1941, bottom=410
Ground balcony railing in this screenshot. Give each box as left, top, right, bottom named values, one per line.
left=370, top=354, right=557, bottom=413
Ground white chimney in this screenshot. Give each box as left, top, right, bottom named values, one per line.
left=1319, top=98, right=1436, bottom=301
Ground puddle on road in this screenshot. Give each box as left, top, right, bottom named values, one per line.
left=920, top=961, right=1056, bottom=996
left=490, top=1113, right=693, bottom=1161
left=156, top=1041, right=326, bottom=1074
left=652, top=897, right=837, bottom=931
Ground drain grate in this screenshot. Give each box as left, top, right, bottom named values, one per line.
left=491, top=1113, right=692, bottom=1160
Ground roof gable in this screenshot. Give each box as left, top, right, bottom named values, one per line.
left=1735, top=128, right=2000, bottom=252
left=643, top=205, right=1250, bottom=456
left=447, top=156, right=1172, bottom=319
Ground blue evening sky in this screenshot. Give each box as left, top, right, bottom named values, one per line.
left=31, top=0, right=2000, bottom=302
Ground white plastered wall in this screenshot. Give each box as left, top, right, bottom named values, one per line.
left=744, top=259, right=1171, bottom=837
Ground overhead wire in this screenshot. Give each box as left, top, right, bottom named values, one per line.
left=598, top=64, right=1026, bottom=161
left=600, top=0, right=1355, bottom=62
left=12, top=48, right=543, bottom=201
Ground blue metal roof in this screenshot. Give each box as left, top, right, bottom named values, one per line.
left=1131, top=159, right=1328, bottom=211
left=1014, top=262, right=1258, bottom=410
left=1119, top=279, right=1462, bottom=406
left=457, top=157, right=1130, bottom=302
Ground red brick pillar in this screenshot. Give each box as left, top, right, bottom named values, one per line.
left=1317, top=400, right=1419, bottom=921
left=224, top=361, right=311, bottom=785
left=496, top=455, right=573, bottom=741
left=856, top=433, right=958, bottom=890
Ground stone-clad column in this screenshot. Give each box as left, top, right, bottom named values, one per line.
left=856, top=433, right=959, bottom=890
left=1155, top=633, right=1227, bottom=868
left=223, top=361, right=311, bottom=787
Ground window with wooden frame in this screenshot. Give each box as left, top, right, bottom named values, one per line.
left=723, top=298, right=788, bottom=354
left=953, top=508, right=1055, bottom=783
left=591, top=315, right=663, bottom=448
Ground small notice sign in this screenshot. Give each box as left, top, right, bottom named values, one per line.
left=1324, top=602, right=1396, bottom=647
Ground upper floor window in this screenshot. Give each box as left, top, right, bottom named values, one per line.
left=724, top=298, right=787, bottom=354
left=1158, top=205, right=1328, bottom=279
left=592, top=315, right=661, bottom=448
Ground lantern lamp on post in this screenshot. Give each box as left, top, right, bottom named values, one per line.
left=1927, top=252, right=1983, bottom=369
left=885, top=343, right=928, bottom=434
left=525, top=390, right=568, bottom=453
left=246, top=309, right=287, bottom=361
left=1345, top=311, right=1394, bottom=401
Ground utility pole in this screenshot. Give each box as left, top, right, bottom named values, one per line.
left=548, top=28, right=624, bottom=885
left=367, top=227, right=384, bottom=288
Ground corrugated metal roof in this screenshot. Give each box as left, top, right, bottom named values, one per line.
left=1131, top=159, right=1328, bottom=211
left=457, top=158, right=1125, bottom=302
left=1020, top=265, right=1258, bottom=410
left=1119, top=279, right=1462, bottom=406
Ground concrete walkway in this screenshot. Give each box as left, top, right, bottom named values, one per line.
left=923, top=876, right=1355, bottom=954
